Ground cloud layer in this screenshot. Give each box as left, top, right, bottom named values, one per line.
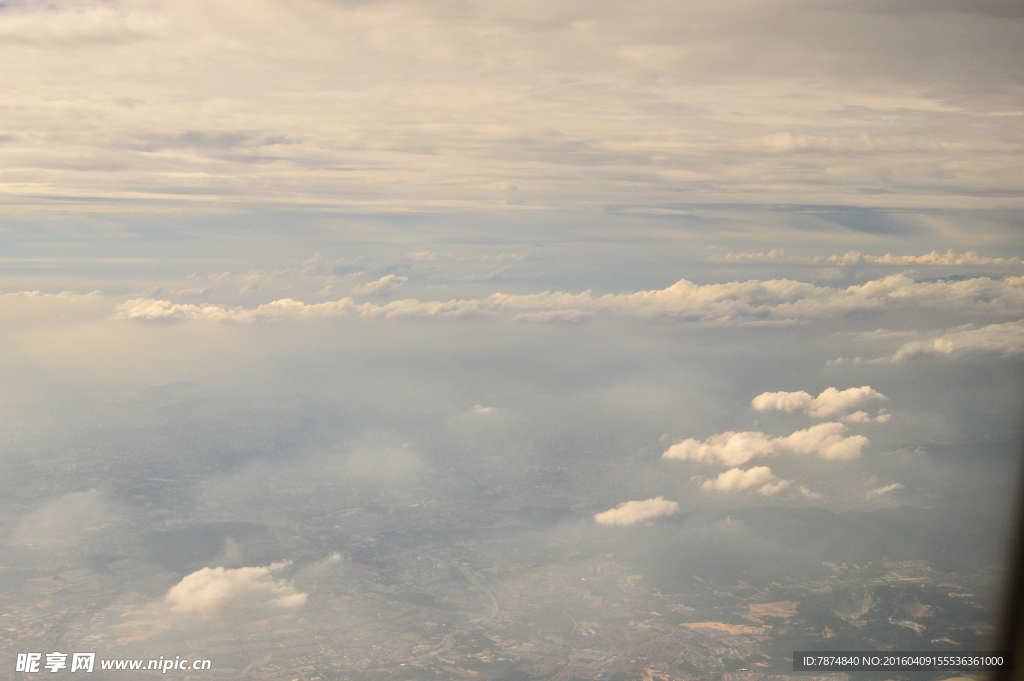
left=2, top=0, right=1021, bottom=216
left=110, top=274, right=1024, bottom=325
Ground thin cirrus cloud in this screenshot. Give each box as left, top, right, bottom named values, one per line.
left=109, top=274, right=1024, bottom=325
left=701, top=466, right=790, bottom=496
left=164, top=562, right=307, bottom=616
left=751, top=386, right=888, bottom=418
left=593, top=497, right=679, bottom=526
left=663, top=422, right=869, bottom=466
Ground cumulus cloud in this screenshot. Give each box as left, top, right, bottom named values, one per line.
left=110, top=275, right=1024, bottom=325
left=352, top=274, right=408, bottom=296
left=165, top=562, right=307, bottom=616
left=701, top=466, right=789, bottom=495
left=593, top=497, right=679, bottom=526
left=779, top=423, right=868, bottom=460
left=664, top=431, right=777, bottom=466
left=876, top=320, right=1024, bottom=362
left=664, top=422, right=868, bottom=465
left=752, top=386, right=888, bottom=418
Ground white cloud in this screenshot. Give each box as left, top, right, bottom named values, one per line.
left=752, top=386, right=887, bottom=418
left=842, top=410, right=890, bottom=423
left=797, top=486, right=822, bottom=499
left=701, top=466, right=789, bottom=495
left=112, top=296, right=490, bottom=322
left=165, top=562, right=307, bottom=616
left=713, top=250, right=1024, bottom=267
left=352, top=274, right=408, bottom=296
left=1, top=290, right=101, bottom=300
left=869, top=482, right=905, bottom=496
left=779, top=422, right=868, bottom=460
left=751, top=390, right=814, bottom=413
left=175, top=287, right=212, bottom=297
left=866, top=251, right=1022, bottom=267
left=761, top=134, right=968, bottom=154
left=512, top=309, right=594, bottom=323
left=664, top=431, right=778, bottom=467
left=593, top=497, right=679, bottom=526
left=757, top=479, right=792, bottom=496
left=877, top=320, right=1024, bottom=362
left=664, top=422, right=868, bottom=465
left=110, top=275, right=1024, bottom=325
left=0, top=6, right=164, bottom=45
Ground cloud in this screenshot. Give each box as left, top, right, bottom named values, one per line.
left=797, top=486, right=822, bottom=499
left=593, top=497, right=679, bottom=526
left=842, top=410, right=891, bottom=423
left=0, top=0, right=1019, bottom=216
left=761, top=134, right=968, bottom=154
left=712, top=248, right=788, bottom=261
left=352, top=274, right=408, bottom=296
left=869, top=482, right=905, bottom=496
left=751, top=390, right=815, bottom=413
left=877, top=320, right=1024, bottom=362
left=7, top=490, right=118, bottom=548
left=664, top=422, right=868, bottom=465
left=512, top=309, right=594, bottom=324
left=664, top=431, right=778, bottom=467
left=778, top=423, right=869, bottom=460
left=175, top=287, right=212, bottom=297
left=866, top=251, right=1023, bottom=266
left=110, top=275, right=1024, bottom=325
left=752, top=386, right=888, bottom=418
left=712, top=250, right=1023, bottom=267
left=701, top=466, right=789, bottom=495
left=0, top=6, right=164, bottom=45
left=111, top=296, right=489, bottom=322
left=164, top=562, right=307, bottom=616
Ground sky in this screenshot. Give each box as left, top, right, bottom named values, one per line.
left=1, top=0, right=1023, bottom=654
